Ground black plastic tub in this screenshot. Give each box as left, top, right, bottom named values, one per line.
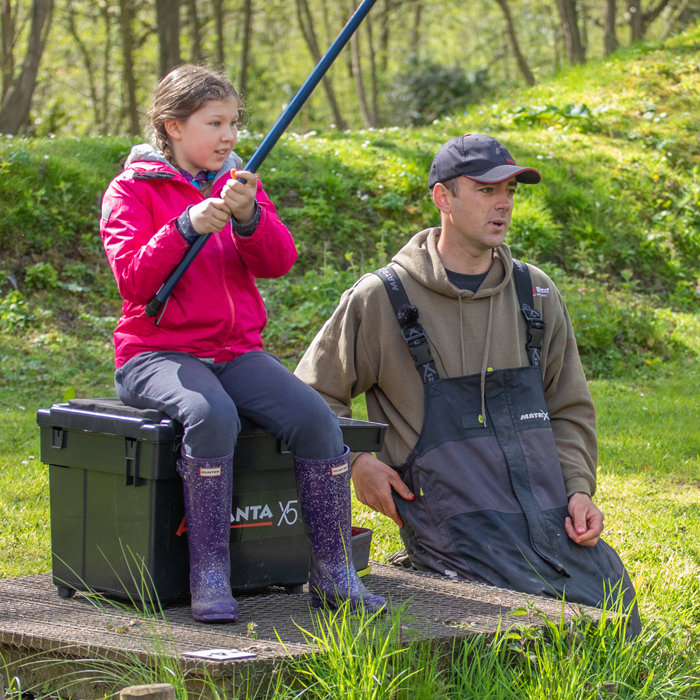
left=37, top=397, right=387, bottom=604
left=351, top=526, right=373, bottom=572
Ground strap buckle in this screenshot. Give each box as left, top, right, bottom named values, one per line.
left=402, top=325, right=434, bottom=368
left=401, top=325, right=426, bottom=345
left=527, top=317, right=545, bottom=350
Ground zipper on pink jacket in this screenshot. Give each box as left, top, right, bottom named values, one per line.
left=214, top=233, right=236, bottom=339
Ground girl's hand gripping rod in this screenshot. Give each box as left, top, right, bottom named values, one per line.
left=145, top=0, right=378, bottom=318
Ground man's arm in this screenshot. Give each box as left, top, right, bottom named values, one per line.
left=540, top=281, right=601, bottom=545
left=294, top=278, right=415, bottom=526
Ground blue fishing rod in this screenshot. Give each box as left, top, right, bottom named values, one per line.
left=145, top=0, right=378, bottom=318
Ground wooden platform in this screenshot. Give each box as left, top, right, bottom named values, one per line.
left=0, top=565, right=592, bottom=698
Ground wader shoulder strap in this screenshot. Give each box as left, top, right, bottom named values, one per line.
left=512, top=259, right=544, bottom=368
left=375, top=266, right=439, bottom=384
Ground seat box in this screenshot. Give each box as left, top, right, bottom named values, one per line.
left=37, top=398, right=387, bottom=605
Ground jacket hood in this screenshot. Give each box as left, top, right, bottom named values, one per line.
left=392, top=227, right=514, bottom=300
left=124, top=143, right=242, bottom=183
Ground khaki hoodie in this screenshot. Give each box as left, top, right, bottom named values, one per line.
left=295, top=228, right=597, bottom=497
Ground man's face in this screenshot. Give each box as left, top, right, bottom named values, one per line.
left=438, top=176, right=517, bottom=253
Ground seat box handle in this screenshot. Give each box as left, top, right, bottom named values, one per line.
left=51, top=427, right=66, bottom=449
left=125, top=438, right=145, bottom=487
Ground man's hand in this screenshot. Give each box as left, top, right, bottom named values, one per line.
left=221, top=170, right=258, bottom=224
left=189, top=198, right=233, bottom=234
left=352, top=452, right=414, bottom=528
left=565, top=492, right=604, bottom=546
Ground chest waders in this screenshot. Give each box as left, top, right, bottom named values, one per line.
left=376, top=264, right=640, bottom=635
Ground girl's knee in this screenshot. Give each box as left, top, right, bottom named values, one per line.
left=185, top=394, right=240, bottom=458
left=291, top=395, right=344, bottom=459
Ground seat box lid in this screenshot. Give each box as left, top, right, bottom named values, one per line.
left=36, top=398, right=387, bottom=452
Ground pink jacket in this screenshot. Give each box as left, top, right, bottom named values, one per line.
left=100, top=145, right=297, bottom=368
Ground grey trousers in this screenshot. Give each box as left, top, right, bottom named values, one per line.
left=115, top=350, right=344, bottom=460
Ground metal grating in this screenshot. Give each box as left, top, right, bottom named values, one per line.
left=0, top=565, right=596, bottom=697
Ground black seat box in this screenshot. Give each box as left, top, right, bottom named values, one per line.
left=37, top=398, right=386, bottom=605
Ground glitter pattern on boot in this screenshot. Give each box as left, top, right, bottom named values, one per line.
left=293, top=446, right=386, bottom=613
left=178, top=452, right=238, bottom=623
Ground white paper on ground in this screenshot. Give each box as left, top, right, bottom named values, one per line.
left=183, top=648, right=257, bottom=661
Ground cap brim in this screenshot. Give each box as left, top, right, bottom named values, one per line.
left=465, top=164, right=541, bottom=184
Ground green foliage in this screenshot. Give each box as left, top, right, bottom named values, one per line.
left=388, top=57, right=489, bottom=126
left=4, top=26, right=700, bottom=379
left=260, top=265, right=361, bottom=362
left=24, top=262, right=59, bottom=290
left=559, top=277, right=681, bottom=376
left=0, top=291, right=31, bottom=330
left=499, top=103, right=596, bottom=130
left=0, top=136, right=137, bottom=262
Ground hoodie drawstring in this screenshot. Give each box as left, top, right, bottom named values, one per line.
left=458, top=295, right=466, bottom=376
left=458, top=293, right=494, bottom=428
left=479, top=296, right=494, bottom=428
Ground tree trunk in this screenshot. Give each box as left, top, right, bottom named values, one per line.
left=660, top=0, right=688, bottom=39
left=494, top=0, right=536, bottom=86
left=378, top=0, right=392, bottom=72
left=100, top=1, right=112, bottom=136
left=1, top=0, right=15, bottom=101
left=409, top=0, right=421, bottom=53
left=628, top=0, right=643, bottom=41
left=295, top=0, right=348, bottom=130
left=0, top=0, right=53, bottom=135
left=639, top=0, right=673, bottom=38
left=155, top=0, right=181, bottom=77
left=604, top=0, right=618, bottom=54
left=213, top=0, right=224, bottom=66
left=119, top=0, right=140, bottom=136
left=239, top=0, right=252, bottom=97
left=350, top=0, right=373, bottom=127
left=65, top=0, right=101, bottom=129
left=186, top=0, right=202, bottom=63
left=555, top=0, right=585, bottom=63
left=366, top=9, right=380, bottom=125
left=320, top=0, right=332, bottom=45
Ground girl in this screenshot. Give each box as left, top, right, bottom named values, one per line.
left=100, top=65, right=385, bottom=623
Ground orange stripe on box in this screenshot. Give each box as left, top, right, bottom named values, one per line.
left=230, top=522, right=274, bottom=529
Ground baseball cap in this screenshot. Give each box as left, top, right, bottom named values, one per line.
left=429, top=134, right=541, bottom=189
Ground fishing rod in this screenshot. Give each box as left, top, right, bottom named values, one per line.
left=145, top=0, right=378, bottom=318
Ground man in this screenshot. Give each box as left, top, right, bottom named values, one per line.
left=296, top=134, right=639, bottom=631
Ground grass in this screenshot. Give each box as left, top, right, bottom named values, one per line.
left=3, top=320, right=700, bottom=697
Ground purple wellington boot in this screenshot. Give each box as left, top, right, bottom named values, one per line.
left=294, top=446, right=386, bottom=613
left=178, top=451, right=238, bottom=623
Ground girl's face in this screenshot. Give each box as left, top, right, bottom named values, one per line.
left=165, top=97, right=239, bottom=176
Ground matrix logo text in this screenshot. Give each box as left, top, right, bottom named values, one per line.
left=520, top=410, right=550, bottom=421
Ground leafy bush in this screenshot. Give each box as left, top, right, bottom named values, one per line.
left=25, top=262, right=59, bottom=290
left=388, top=56, right=489, bottom=126
left=260, top=265, right=362, bottom=363
left=560, top=277, right=680, bottom=376
left=507, top=191, right=562, bottom=259
left=498, top=103, right=597, bottom=130
left=0, top=291, right=32, bottom=330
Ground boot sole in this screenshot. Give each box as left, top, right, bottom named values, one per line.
left=310, top=591, right=386, bottom=614
left=192, top=612, right=238, bottom=623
